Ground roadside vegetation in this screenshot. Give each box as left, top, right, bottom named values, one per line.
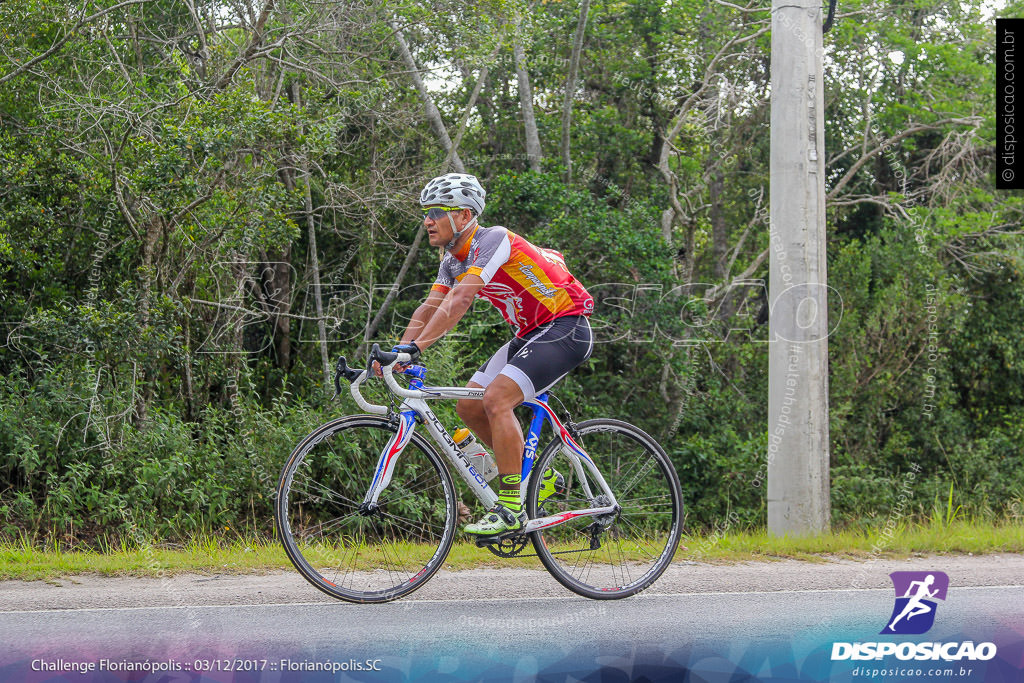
left=2, top=1, right=1021, bottom=551
left=3, top=516, right=1020, bottom=582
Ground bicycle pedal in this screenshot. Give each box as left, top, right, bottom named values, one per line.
left=473, top=530, right=523, bottom=546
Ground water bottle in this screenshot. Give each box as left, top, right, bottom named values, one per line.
left=453, top=428, right=498, bottom=482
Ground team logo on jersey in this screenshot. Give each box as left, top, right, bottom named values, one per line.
left=478, top=282, right=527, bottom=330
left=517, top=263, right=558, bottom=297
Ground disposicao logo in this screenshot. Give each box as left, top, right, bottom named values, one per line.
left=881, top=570, right=949, bottom=635
left=831, top=570, right=997, bottom=663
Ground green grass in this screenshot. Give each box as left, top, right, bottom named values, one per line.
left=0, top=535, right=293, bottom=582
left=679, top=518, right=1024, bottom=563
left=1, top=519, right=1021, bottom=582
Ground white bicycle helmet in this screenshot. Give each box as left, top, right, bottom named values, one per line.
left=419, top=173, right=486, bottom=215
left=419, top=173, right=486, bottom=250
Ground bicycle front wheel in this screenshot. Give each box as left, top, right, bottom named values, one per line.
left=527, top=418, right=683, bottom=599
left=275, top=415, right=457, bottom=603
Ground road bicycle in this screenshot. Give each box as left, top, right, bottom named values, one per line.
left=275, top=343, right=683, bottom=603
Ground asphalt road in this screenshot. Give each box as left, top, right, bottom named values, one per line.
left=2, top=555, right=1023, bottom=681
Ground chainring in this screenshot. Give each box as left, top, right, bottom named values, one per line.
left=478, top=533, right=529, bottom=558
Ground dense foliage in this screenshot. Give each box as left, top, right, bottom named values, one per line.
left=1, top=0, right=1021, bottom=543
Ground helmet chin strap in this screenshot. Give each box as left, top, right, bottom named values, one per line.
left=445, top=215, right=478, bottom=251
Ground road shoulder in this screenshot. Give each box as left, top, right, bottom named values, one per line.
left=1, top=554, right=1022, bottom=611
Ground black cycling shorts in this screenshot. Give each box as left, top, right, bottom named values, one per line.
left=470, top=315, right=594, bottom=399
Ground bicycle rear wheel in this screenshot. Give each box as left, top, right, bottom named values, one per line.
left=527, top=418, right=682, bottom=599
left=275, top=415, right=456, bottom=603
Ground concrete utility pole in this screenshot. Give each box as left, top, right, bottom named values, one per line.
left=767, top=0, right=830, bottom=534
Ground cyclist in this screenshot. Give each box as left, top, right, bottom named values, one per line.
left=388, top=173, right=594, bottom=536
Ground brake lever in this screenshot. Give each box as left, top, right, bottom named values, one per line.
left=332, top=356, right=364, bottom=400
left=332, top=356, right=345, bottom=400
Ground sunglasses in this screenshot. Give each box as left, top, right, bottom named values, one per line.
left=422, top=206, right=464, bottom=220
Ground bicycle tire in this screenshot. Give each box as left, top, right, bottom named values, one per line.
left=275, top=414, right=457, bottom=603
left=527, top=418, right=683, bottom=599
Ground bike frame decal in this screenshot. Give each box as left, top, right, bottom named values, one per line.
left=364, top=410, right=417, bottom=501
left=519, top=402, right=549, bottom=485
left=522, top=397, right=592, bottom=464
left=523, top=507, right=614, bottom=532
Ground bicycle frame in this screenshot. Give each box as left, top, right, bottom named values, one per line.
left=348, top=357, right=618, bottom=534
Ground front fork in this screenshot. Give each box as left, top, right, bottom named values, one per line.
left=360, top=409, right=418, bottom=509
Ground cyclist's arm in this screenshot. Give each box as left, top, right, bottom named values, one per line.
left=399, top=287, right=447, bottom=345
left=413, top=275, right=486, bottom=350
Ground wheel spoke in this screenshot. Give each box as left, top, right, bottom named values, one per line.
left=276, top=418, right=455, bottom=603
left=529, top=420, right=682, bottom=599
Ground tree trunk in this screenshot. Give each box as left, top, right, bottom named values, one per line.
left=182, top=316, right=197, bottom=422
left=290, top=82, right=330, bottom=386
left=134, top=214, right=164, bottom=425
left=138, top=215, right=163, bottom=320
left=560, top=0, right=590, bottom=182
left=478, top=73, right=500, bottom=174
left=710, top=168, right=727, bottom=279
left=391, top=21, right=465, bottom=173
left=447, top=64, right=490, bottom=173
left=448, top=35, right=506, bottom=172
left=214, top=0, right=274, bottom=90
left=264, top=246, right=291, bottom=370
left=129, top=12, right=143, bottom=75
left=183, top=0, right=209, bottom=79
left=514, top=36, right=542, bottom=171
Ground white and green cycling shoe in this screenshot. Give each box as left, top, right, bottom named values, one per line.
left=537, top=468, right=565, bottom=504
left=464, top=504, right=526, bottom=536
left=465, top=470, right=564, bottom=536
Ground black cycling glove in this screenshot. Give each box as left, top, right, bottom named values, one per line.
left=391, top=342, right=421, bottom=362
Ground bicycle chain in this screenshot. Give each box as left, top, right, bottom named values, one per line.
left=481, top=526, right=604, bottom=559
left=481, top=543, right=595, bottom=559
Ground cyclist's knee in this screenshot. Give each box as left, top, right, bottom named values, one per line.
left=457, top=398, right=485, bottom=423
left=482, top=383, right=521, bottom=416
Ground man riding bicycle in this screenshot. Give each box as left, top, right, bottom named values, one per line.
left=386, top=173, right=595, bottom=536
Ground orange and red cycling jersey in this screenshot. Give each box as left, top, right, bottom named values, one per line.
left=430, top=225, right=594, bottom=337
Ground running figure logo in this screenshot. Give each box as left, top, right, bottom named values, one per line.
left=881, top=571, right=949, bottom=635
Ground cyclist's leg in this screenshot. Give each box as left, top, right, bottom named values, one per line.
left=464, top=374, right=528, bottom=534
left=456, top=381, right=491, bottom=447
left=456, top=339, right=517, bottom=448
left=462, top=338, right=533, bottom=535
left=464, top=318, right=592, bottom=535
left=482, top=375, right=526, bottom=474
left=469, top=316, right=592, bottom=531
